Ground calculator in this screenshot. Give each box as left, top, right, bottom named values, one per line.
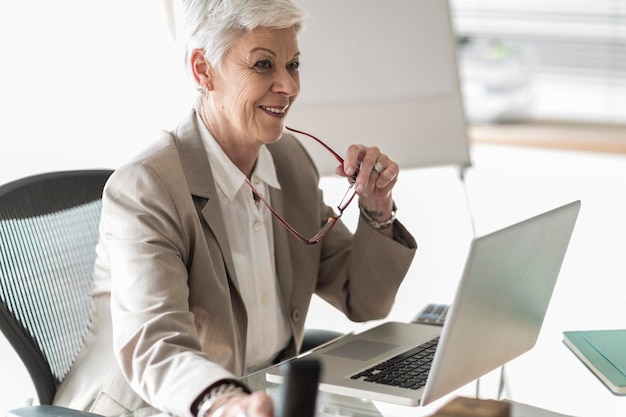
left=412, top=303, right=449, bottom=326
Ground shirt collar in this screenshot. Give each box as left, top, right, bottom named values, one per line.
left=195, top=112, right=281, bottom=202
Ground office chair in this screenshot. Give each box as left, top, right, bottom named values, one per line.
left=0, top=170, right=113, bottom=417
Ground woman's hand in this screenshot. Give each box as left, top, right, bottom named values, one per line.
left=337, top=144, right=398, bottom=236
left=206, top=391, right=274, bottom=417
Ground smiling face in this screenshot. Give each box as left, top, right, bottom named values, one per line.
left=200, top=26, right=300, bottom=155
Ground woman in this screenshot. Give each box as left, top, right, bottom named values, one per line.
left=54, top=1, right=417, bottom=416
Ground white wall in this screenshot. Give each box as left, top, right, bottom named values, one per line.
left=0, top=1, right=191, bottom=185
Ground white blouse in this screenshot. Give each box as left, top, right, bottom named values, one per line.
left=196, top=115, right=292, bottom=372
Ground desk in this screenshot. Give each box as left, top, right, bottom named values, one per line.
left=241, top=362, right=579, bottom=417
left=242, top=302, right=626, bottom=417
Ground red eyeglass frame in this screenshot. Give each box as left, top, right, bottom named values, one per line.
left=245, top=126, right=357, bottom=245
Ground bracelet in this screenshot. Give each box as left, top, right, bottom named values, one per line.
left=196, top=381, right=248, bottom=417
left=359, top=202, right=397, bottom=230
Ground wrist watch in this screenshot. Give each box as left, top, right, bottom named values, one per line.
left=195, top=381, right=249, bottom=417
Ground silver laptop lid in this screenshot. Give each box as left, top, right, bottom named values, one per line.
left=422, top=200, right=581, bottom=404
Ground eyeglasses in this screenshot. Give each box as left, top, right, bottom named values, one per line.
left=245, top=126, right=357, bottom=245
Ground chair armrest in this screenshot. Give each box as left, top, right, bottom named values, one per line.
left=8, top=406, right=103, bottom=417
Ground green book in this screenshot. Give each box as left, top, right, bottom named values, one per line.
left=563, top=329, right=626, bottom=395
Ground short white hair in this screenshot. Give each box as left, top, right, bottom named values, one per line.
left=181, top=0, right=306, bottom=77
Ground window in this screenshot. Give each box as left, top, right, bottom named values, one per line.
left=451, top=0, right=626, bottom=125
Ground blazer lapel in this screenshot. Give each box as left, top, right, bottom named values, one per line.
left=268, top=186, right=294, bottom=307
left=172, top=111, right=240, bottom=293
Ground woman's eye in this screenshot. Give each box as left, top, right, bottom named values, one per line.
left=287, top=61, right=300, bottom=72
left=254, top=60, right=272, bottom=70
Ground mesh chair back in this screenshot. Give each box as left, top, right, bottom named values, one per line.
left=0, top=170, right=112, bottom=405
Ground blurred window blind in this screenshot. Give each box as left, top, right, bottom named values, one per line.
left=450, top=0, right=626, bottom=124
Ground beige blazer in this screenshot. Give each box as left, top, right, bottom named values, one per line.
left=54, top=110, right=417, bottom=417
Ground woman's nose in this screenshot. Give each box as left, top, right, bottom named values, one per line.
left=272, top=69, right=299, bottom=97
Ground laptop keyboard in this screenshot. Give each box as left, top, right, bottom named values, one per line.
left=350, top=337, right=439, bottom=390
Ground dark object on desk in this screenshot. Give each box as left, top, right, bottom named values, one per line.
left=276, top=358, right=321, bottom=417
left=301, top=328, right=344, bottom=352
left=563, top=329, right=626, bottom=395
left=0, top=170, right=113, bottom=417
left=413, top=303, right=449, bottom=326
left=429, top=396, right=510, bottom=417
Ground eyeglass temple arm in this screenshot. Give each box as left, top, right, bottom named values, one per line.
left=285, top=126, right=344, bottom=165
left=285, top=126, right=359, bottom=184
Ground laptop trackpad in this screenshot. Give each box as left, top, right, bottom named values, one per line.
left=325, top=340, right=398, bottom=361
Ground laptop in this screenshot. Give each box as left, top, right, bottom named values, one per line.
left=267, top=200, right=581, bottom=406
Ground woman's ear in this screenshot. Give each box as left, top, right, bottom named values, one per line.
left=190, top=49, right=213, bottom=91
